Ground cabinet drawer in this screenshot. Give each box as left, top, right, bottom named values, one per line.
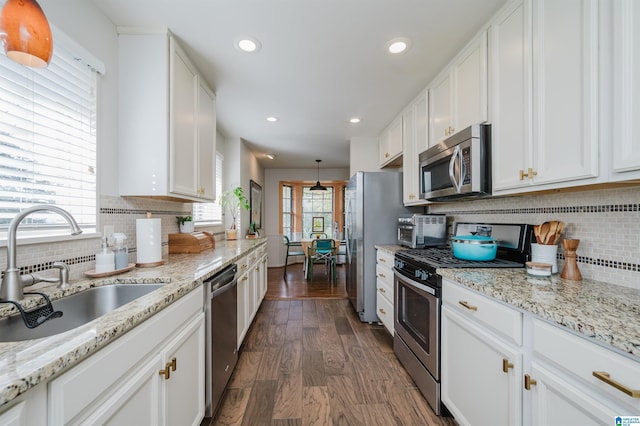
left=237, top=255, right=249, bottom=275
left=376, top=275, right=393, bottom=305
left=376, top=249, right=394, bottom=267
left=443, top=279, right=522, bottom=346
left=532, top=318, right=640, bottom=410
left=376, top=263, right=394, bottom=286
left=376, top=292, right=394, bottom=335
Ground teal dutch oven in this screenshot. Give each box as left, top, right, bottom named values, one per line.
left=452, top=236, right=498, bottom=261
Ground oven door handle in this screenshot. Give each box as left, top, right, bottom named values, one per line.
left=394, top=269, right=436, bottom=296
left=448, top=145, right=463, bottom=193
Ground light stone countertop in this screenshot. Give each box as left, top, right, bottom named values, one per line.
left=0, top=238, right=266, bottom=408
left=375, top=244, right=406, bottom=255
left=438, top=268, right=640, bottom=361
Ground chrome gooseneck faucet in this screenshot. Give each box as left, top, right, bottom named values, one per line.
left=1, top=205, right=82, bottom=302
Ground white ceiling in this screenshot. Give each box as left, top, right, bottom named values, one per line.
left=90, top=0, right=506, bottom=169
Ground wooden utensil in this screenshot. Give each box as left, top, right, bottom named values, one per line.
left=533, top=225, right=541, bottom=244
left=539, top=222, right=550, bottom=244
left=546, top=221, right=559, bottom=245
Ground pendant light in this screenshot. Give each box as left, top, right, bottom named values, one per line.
left=0, top=0, right=53, bottom=68
left=310, top=159, right=327, bottom=191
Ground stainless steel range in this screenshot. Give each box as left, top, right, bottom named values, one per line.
left=393, top=222, right=533, bottom=415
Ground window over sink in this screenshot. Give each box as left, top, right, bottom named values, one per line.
left=0, top=27, right=103, bottom=239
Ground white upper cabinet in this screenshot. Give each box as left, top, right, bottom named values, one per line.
left=402, top=90, right=429, bottom=205
left=492, top=0, right=601, bottom=194
left=379, top=114, right=403, bottom=168
left=118, top=30, right=216, bottom=202
left=611, top=0, right=640, bottom=179
left=429, top=31, right=488, bottom=146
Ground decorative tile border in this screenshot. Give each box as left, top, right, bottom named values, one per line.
left=556, top=253, right=640, bottom=273
left=439, top=203, right=640, bottom=215
left=100, top=207, right=189, bottom=215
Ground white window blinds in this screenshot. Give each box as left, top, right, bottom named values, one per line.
left=193, top=152, right=223, bottom=223
left=0, top=31, right=101, bottom=233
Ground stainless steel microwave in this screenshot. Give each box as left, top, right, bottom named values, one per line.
left=419, top=124, right=491, bottom=201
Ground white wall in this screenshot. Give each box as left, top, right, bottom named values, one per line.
left=349, top=136, right=383, bottom=176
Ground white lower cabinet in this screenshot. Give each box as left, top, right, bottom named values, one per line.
left=442, top=300, right=522, bottom=426
left=375, top=249, right=395, bottom=334
left=0, top=384, right=47, bottom=426
left=48, top=287, right=205, bottom=426
left=442, top=278, right=640, bottom=425
left=237, top=246, right=268, bottom=350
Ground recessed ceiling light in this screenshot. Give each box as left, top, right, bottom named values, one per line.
left=386, top=37, right=411, bottom=54
left=349, top=117, right=361, bottom=124
left=266, top=116, right=278, bottom=122
left=236, top=37, right=261, bottom=53
left=265, top=153, right=276, bottom=160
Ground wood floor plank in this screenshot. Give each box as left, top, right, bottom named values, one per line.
left=267, top=323, right=287, bottom=347
left=241, top=379, right=278, bottom=426
left=301, top=300, right=318, bottom=327
left=302, top=350, right=326, bottom=386
left=213, top=388, right=250, bottom=426
left=257, top=346, right=284, bottom=380
left=288, top=300, right=302, bottom=321
left=302, top=327, right=322, bottom=352
left=271, top=419, right=302, bottom=426
left=334, top=316, right=354, bottom=335
left=384, top=381, right=433, bottom=425
left=278, top=340, right=302, bottom=376
left=359, top=402, right=398, bottom=426
left=326, top=375, right=365, bottom=425
left=285, top=319, right=303, bottom=341
left=302, top=386, right=330, bottom=426
left=318, top=323, right=347, bottom=376
left=228, top=351, right=263, bottom=389
left=272, top=374, right=303, bottom=420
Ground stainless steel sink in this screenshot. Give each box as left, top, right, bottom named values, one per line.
left=0, top=284, right=165, bottom=342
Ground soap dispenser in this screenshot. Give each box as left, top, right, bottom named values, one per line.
left=95, top=236, right=115, bottom=273
left=113, top=233, right=129, bottom=270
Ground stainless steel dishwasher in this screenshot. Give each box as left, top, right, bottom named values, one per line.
left=204, top=263, right=238, bottom=418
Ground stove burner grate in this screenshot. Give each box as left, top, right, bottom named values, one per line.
left=397, top=247, right=524, bottom=269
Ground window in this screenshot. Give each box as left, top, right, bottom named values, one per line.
left=302, top=187, right=334, bottom=236
left=282, top=185, right=292, bottom=238
left=193, top=152, right=223, bottom=223
left=0, top=29, right=103, bottom=236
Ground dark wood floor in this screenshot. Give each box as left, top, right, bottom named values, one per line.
left=205, top=263, right=455, bottom=426
left=266, top=262, right=347, bottom=300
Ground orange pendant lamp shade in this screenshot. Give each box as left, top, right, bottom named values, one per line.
left=0, top=0, right=53, bottom=68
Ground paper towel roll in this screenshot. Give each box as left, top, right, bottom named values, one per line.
left=136, top=218, right=162, bottom=266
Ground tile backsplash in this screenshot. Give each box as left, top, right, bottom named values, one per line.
left=428, top=186, right=640, bottom=289
left=0, top=195, right=224, bottom=282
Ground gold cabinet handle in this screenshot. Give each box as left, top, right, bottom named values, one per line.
left=242, top=276, right=249, bottom=281
left=379, top=258, right=386, bottom=263
left=524, top=374, right=537, bottom=390
left=378, top=287, right=386, bottom=293
left=378, top=273, right=386, bottom=278
left=385, top=152, right=390, bottom=158
left=519, top=168, right=538, bottom=180
left=593, top=371, right=640, bottom=398
left=502, top=358, right=514, bottom=373
left=458, top=300, right=478, bottom=311
left=159, top=357, right=177, bottom=380
left=379, top=308, right=386, bottom=315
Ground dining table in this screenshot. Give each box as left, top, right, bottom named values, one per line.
left=299, top=239, right=341, bottom=279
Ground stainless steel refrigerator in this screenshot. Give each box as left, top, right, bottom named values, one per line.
left=344, top=171, right=414, bottom=323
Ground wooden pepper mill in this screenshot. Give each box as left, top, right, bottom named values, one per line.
left=561, top=239, right=582, bottom=281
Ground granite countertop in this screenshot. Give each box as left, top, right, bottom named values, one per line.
left=0, top=238, right=266, bottom=408
left=439, top=268, right=640, bottom=360
left=375, top=244, right=406, bottom=255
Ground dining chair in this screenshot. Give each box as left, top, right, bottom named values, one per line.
left=308, top=238, right=336, bottom=283
left=283, top=235, right=305, bottom=279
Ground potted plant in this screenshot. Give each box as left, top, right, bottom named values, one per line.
left=247, top=220, right=258, bottom=239
left=176, top=215, right=194, bottom=233
left=219, top=186, right=249, bottom=240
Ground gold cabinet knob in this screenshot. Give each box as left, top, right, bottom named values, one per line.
left=159, top=358, right=177, bottom=380
left=378, top=287, right=386, bottom=293
left=502, top=358, right=514, bottom=373
left=379, top=308, right=386, bottom=315
left=519, top=168, right=538, bottom=180
left=524, top=374, right=537, bottom=390
left=385, top=152, right=390, bottom=158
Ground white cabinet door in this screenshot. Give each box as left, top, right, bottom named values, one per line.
left=428, top=70, right=452, bottom=145
left=162, top=313, right=206, bottom=426
left=531, top=0, right=599, bottom=185
left=452, top=31, right=488, bottom=132
left=492, top=0, right=601, bottom=194
left=491, top=0, right=531, bottom=191
left=528, top=361, right=620, bottom=426
left=442, top=306, right=522, bottom=426
left=170, top=39, right=199, bottom=198
left=197, top=82, right=216, bottom=200
left=379, top=115, right=403, bottom=167
left=402, top=90, right=429, bottom=205
left=612, top=0, right=640, bottom=178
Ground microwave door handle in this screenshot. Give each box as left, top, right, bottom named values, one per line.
left=456, top=146, right=466, bottom=192
left=448, top=145, right=461, bottom=192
